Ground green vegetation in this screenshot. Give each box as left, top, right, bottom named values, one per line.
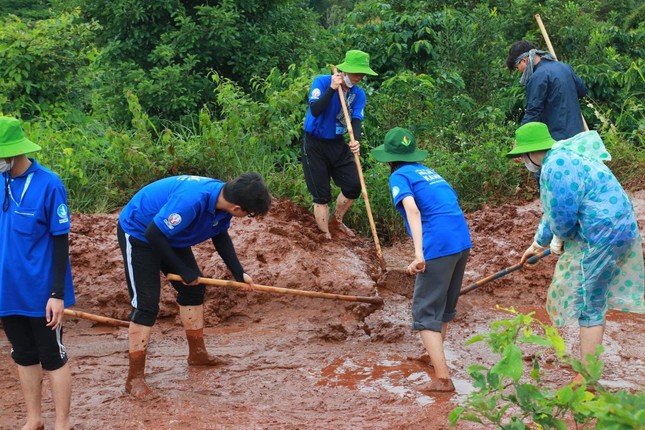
left=450, top=308, right=645, bottom=429
left=1, top=0, right=643, bottom=242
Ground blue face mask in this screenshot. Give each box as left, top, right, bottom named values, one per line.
left=0, top=159, right=13, bottom=173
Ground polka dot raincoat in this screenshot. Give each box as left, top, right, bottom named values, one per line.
left=534, top=131, right=645, bottom=326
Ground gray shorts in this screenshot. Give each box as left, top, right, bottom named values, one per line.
left=411, top=249, right=470, bottom=332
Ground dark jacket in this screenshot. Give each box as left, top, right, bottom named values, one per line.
left=520, top=59, right=587, bottom=140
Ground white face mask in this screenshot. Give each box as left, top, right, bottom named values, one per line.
left=521, top=154, right=540, bottom=172
left=0, top=159, right=13, bottom=173
left=343, top=74, right=354, bottom=88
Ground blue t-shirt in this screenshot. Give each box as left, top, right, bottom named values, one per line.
left=389, top=163, right=472, bottom=260
left=521, top=59, right=587, bottom=140
left=119, top=175, right=232, bottom=247
left=303, top=75, right=366, bottom=140
left=0, top=159, right=75, bottom=317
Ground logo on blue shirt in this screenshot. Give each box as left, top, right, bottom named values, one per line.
left=164, top=213, right=182, bottom=230
left=57, top=204, right=69, bottom=224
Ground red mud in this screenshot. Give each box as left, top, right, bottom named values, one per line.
left=1, top=190, right=644, bottom=429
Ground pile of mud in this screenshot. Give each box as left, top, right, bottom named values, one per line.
left=1, top=191, right=643, bottom=429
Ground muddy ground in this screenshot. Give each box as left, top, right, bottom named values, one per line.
left=1, top=189, right=644, bottom=430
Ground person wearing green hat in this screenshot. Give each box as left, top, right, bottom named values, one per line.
left=302, top=50, right=378, bottom=239
left=510, top=122, right=644, bottom=385
left=0, top=116, right=75, bottom=429
left=371, top=127, right=472, bottom=393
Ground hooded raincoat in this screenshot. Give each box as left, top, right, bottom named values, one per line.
left=534, top=131, right=644, bottom=326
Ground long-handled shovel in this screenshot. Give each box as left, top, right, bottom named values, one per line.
left=332, top=66, right=387, bottom=271
left=534, top=13, right=589, bottom=131
left=167, top=274, right=384, bottom=305
left=64, top=308, right=130, bottom=327
left=460, top=249, right=551, bottom=296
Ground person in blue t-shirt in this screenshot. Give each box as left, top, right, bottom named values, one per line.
left=117, top=172, right=271, bottom=398
left=371, top=128, right=472, bottom=393
left=302, top=49, right=377, bottom=239
left=0, top=116, right=75, bottom=430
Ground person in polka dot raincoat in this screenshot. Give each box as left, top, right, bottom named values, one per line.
left=508, top=122, right=644, bottom=382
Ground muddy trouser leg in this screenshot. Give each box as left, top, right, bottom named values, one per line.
left=117, top=222, right=160, bottom=397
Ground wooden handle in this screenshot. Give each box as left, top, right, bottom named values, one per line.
left=534, top=14, right=589, bottom=131
left=332, top=66, right=386, bottom=271
left=167, top=274, right=384, bottom=305
left=460, top=249, right=551, bottom=296
left=64, top=308, right=130, bottom=327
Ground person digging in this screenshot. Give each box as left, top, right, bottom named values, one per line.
left=302, top=49, right=378, bottom=239
left=117, top=172, right=271, bottom=398
left=371, top=128, right=472, bottom=392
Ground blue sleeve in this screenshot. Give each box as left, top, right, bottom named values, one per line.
left=153, top=197, right=199, bottom=238
left=308, top=75, right=330, bottom=103
left=390, top=172, right=413, bottom=208
left=47, top=178, right=71, bottom=235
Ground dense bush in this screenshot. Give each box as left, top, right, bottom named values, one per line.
left=1, top=0, right=643, bottom=243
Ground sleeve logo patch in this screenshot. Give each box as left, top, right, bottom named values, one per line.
left=392, top=186, right=400, bottom=198
left=57, top=204, right=69, bottom=224
left=164, top=213, right=182, bottom=229
left=311, top=88, right=321, bottom=99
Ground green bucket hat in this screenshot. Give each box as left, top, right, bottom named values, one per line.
left=371, top=127, right=428, bottom=163
left=506, top=122, right=555, bottom=158
left=0, top=116, right=41, bottom=158
left=336, top=50, right=378, bottom=76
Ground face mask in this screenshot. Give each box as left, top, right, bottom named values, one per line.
left=0, top=159, right=13, bottom=173
left=343, top=74, right=354, bottom=88
left=521, top=154, right=540, bottom=172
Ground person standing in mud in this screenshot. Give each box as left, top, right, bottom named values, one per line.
left=510, top=122, right=645, bottom=384
left=0, top=116, right=75, bottom=430
left=506, top=40, right=587, bottom=141
left=117, top=172, right=271, bottom=397
left=302, top=49, right=378, bottom=239
left=371, top=128, right=472, bottom=392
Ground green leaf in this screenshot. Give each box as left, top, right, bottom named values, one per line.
left=556, top=385, right=573, bottom=403
left=490, top=344, right=523, bottom=381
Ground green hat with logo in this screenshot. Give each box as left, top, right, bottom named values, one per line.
left=0, top=116, right=42, bottom=158
left=506, top=122, right=555, bottom=158
left=336, top=50, right=378, bottom=76
left=371, top=127, right=428, bottom=163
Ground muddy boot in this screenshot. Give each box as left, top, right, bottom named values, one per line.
left=313, top=203, right=332, bottom=240
left=185, top=329, right=229, bottom=366
left=125, top=350, right=154, bottom=398
left=417, top=378, right=455, bottom=393
left=180, top=305, right=229, bottom=366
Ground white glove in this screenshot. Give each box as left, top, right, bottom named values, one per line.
left=521, top=241, right=547, bottom=265
left=550, top=236, right=564, bottom=255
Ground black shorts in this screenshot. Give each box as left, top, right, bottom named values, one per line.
left=1, top=315, right=68, bottom=371
left=117, top=222, right=206, bottom=327
left=301, top=133, right=361, bottom=204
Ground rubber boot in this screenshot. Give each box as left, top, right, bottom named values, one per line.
left=180, top=305, right=228, bottom=366
left=313, top=203, right=332, bottom=240
left=125, top=350, right=153, bottom=398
